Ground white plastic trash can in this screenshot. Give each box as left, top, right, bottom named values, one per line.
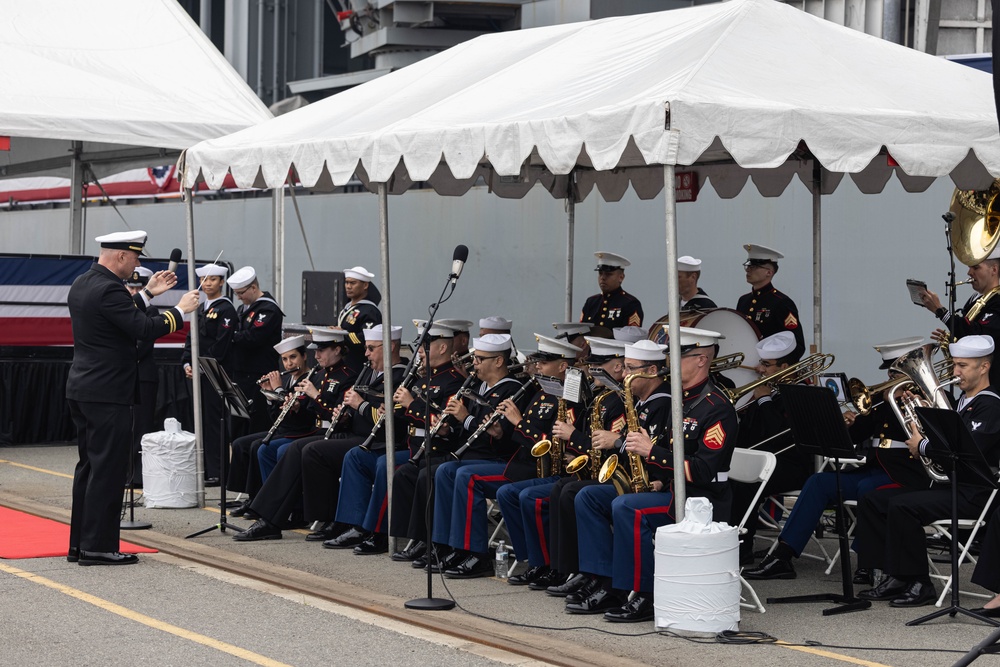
left=653, top=497, right=740, bottom=633
left=141, top=418, right=198, bottom=508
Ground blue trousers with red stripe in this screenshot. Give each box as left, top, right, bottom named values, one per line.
left=432, top=460, right=508, bottom=553
left=576, top=484, right=619, bottom=579
left=496, top=477, right=558, bottom=566
left=334, top=447, right=408, bottom=533
left=779, top=468, right=893, bottom=556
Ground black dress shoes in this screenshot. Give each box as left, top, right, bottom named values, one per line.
left=857, top=575, right=910, bottom=601
left=547, top=573, right=592, bottom=597
left=565, top=586, right=625, bottom=615
left=508, top=564, right=549, bottom=586
left=970, top=606, right=1000, bottom=618
left=528, top=569, right=565, bottom=591
left=426, top=547, right=455, bottom=572
left=444, top=553, right=494, bottom=579
left=67, top=547, right=79, bottom=563
left=853, top=568, right=874, bottom=586
left=565, top=576, right=603, bottom=604
left=305, top=522, right=339, bottom=542
left=391, top=540, right=426, bottom=562
left=743, top=555, right=796, bottom=580
left=353, top=533, right=388, bottom=555
left=436, top=549, right=468, bottom=572
left=204, top=477, right=221, bottom=488
left=604, top=593, right=655, bottom=623
left=233, top=519, right=282, bottom=541
left=889, top=580, right=937, bottom=607
left=229, top=499, right=253, bottom=518
left=78, top=551, right=139, bottom=566
left=323, top=527, right=366, bottom=549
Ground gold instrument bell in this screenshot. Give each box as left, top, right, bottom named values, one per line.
left=950, top=180, right=1000, bottom=266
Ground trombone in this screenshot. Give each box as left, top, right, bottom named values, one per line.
left=721, top=353, right=835, bottom=407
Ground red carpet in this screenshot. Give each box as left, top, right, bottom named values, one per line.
left=0, top=507, right=157, bottom=559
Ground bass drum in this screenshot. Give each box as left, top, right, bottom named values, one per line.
left=647, top=308, right=762, bottom=410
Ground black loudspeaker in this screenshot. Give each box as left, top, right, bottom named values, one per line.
left=302, top=271, right=345, bottom=325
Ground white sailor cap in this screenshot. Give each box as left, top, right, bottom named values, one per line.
left=950, top=335, right=995, bottom=359
left=678, top=326, right=724, bottom=353
left=473, top=334, right=512, bottom=353
left=96, top=230, right=148, bottom=256
left=552, top=322, right=591, bottom=339
left=436, top=319, right=473, bottom=333
left=873, top=336, right=924, bottom=369
left=756, top=331, right=797, bottom=361
left=416, top=322, right=457, bottom=338
left=124, top=266, right=154, bottom=286
left=625, top=339, right=668, bottom=362
left=743, top=244, right=784, bottom=264
left=532, top=333, right=580, bottom=360
left=677, top=256, right=702, bottom=272
left=343, top=266, right=375, bottom=282
left=479, top=316, right=512, bottom=331
left=309, top=328, right=348, bottom=349
left=365, top=324, right=402, bottom=341
left=274, top=335, right=306, bottom=355
left=227, top=266, right=257, bottom=290
left=585, top=336, right=627, bottom=361
left=613, top=326, right=648, bottom=343
left=594, top=251, right=630, bottom=271
left=196, top=263, right=229, bottom=278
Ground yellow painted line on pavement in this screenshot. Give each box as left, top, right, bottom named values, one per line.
left=0, top=459, right=73, bottom=479
left=777, top=640, right=893, bottom=667
left=0, top=561, right=292, bottom=667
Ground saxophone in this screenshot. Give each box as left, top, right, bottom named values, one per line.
left=565, top=389, right=613, bottom=479
left=598, top=372, right=652, bottom=494
left=531, top=398, right=567, bottom=478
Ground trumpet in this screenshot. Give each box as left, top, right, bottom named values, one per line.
left=722, top=353, right=835, bottom=407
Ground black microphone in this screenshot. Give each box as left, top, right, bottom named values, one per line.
left=942, top=212, right=956, bottom=224
left=167, top=248, right=182, bottom=273
left=450, top=245, right=469, bottom=284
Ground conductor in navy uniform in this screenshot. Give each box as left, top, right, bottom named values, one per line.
left=123, top=266, right=157, bottom=487
left=736, top=244, right=805, bottom=361
left=580, top=252, right=643, bottom=329
left=67, top=231, right=200, bottom=565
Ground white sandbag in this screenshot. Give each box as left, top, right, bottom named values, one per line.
left=654, top=497, right=740, bottom=633
left=141, top=418, right=198, bottom=508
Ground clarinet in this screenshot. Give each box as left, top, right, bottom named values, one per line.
left=358, top=355, right=424, bottom=451
left=323, top=362, right=372, bottom=439
left=261, top=364, right=320, bottom=445
left=409, top=372, right=478, bottom=466
left=449, top=376, right=537, bottom=461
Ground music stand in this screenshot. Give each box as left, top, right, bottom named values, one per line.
left=906, top=406, right=998, bottom=628
left=186, top=357, right=249, bottom=538
left=767, top=384, right=872, bottom=615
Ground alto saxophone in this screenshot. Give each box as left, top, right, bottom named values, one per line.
left=531, top=398, right=567, bottom=478
left=598, top=372, right=652, bottom=494
left=565, top=389, right=613, bottom=479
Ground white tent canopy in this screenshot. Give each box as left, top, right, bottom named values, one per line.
left=183, top=0, right=1000, bottom=200
left=2, top=0, right=271, bottom=180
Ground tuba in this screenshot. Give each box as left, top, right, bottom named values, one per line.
left=565, top=388, right=614, bottom=479
left=949, top=182, right=1000, bottom=321
left=887, top=344, right=958, bottom=483
left=532, top=398, right=567, bottom=477
left=598, top=372, right=653, bottom=495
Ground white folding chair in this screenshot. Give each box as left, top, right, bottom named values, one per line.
left=926, top=485, right=998, bottom=607
left=729, top=448, right=778, bottom=613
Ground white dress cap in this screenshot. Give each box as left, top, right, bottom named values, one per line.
left=533, top=333, right=581, bottom=359
left=479, top=316, right=512, bottom=331
left=743, top=244, right=784, bottom=262
left=625, top=339, right=668, bottom=362
left=678, top=326, right=724, bottom=350
left=124, top=266, right=153, bottom=286
left=309, top=328, right=348, bottom=348
left=343, top=266, right=375, bottom=282
left=677, top=256, right=702, bottom=272
left=756, top=331, right=797, bottom=360
left=436, top=318, right=474, bottom=333
left=873, top=336, right=924, bottom=368
left=196, top=263, right=229, bottom=278
left=95, top=230, right=148, bottom=255
left=417, top=322, right=456, bottom=338
left=227, top=266, right=257, bottom=290
left=951, top=335, right=995, bottom=358
left=365, top=324, right=403, bottom=341
left=473, top=333, right=512, bottom=353
left=987, top=245, right=1000, bottom=262
left=585, top=336, right=627, bottom=359
left=135, top=266, right=154, bottom=278
left=594, top=251, right=631, bottom=270
left=613, top=326, right=647, bottom=343
left=552, top=322, right=591, bottom=338
left=274, top=334, right=306, bottom=355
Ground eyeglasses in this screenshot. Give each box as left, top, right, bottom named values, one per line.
left=234, top=287, right=252, bottom=297
left=365, top=344, right=383, bottom=351
left=624, top=363, right=653, bottom=372
left=473, top=354, right=500, bottom=363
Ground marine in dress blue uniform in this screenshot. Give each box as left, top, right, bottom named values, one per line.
left=736, top=244, right=805, bottom=362
left=580, top=252, right=643, bottom=329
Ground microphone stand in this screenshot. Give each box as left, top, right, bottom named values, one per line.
left=405, top=261, right=463, bottom=613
